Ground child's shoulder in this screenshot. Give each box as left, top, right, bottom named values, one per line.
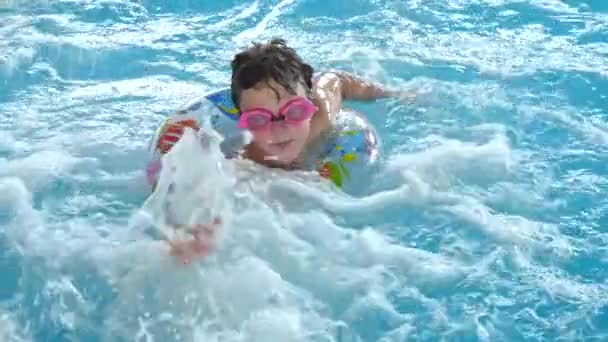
left=312, top=71, right=343, bottom=89
left=313, top=70, right=342, bottom=80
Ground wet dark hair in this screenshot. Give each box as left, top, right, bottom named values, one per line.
left=230, top=38, right=314, bottom=111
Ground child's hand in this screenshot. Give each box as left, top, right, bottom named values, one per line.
left=167, top=217, right=222, bottom=266
left=396, top=91, right=417, bottom=104
left=392, top=85, right=433, bottom=106
left=384, top=89, right=418, bottom=105
left=157, top=118, right=200, bottom=154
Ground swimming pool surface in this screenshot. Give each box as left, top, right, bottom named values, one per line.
left=1, top=0, right=607, bottom=341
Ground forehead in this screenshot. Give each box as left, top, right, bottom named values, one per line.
left=239, top=79, right=304, bottom=110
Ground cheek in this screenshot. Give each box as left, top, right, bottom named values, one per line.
left=288, top=122, right=310, bottom=141
left=250, top=122, right=311, bottom=147
left=251, top=130, right=272, bottom=146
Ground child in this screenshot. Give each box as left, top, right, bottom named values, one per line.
left=157, top=38, right=410, bottom=264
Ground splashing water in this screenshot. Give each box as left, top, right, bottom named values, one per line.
left=1, top=0, right=608, bottom=341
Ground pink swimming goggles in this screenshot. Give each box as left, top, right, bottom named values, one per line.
left=237, top=96, right=318, bottom=131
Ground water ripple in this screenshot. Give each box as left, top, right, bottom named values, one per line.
left=0, top=0, right=607, bottom=341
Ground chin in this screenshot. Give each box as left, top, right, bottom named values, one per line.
left=275, top=154, right=298, bottom=165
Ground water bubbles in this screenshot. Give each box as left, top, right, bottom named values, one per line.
left=1, top=0, right=607, bottom=340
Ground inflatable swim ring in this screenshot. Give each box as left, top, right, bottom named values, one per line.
left=146, top=87, right=380, bottom=191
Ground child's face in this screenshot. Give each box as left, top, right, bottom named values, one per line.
left=238, top=79, right=312, bottom=164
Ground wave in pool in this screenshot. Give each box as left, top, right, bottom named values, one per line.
left=1, top=0, right=608, bottom=341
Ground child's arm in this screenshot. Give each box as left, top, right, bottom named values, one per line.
left=335, top=71, right=397, bottom=101
left=333, top=71, right=416, bottom=102
left=314, top=71, right=415, bottom=109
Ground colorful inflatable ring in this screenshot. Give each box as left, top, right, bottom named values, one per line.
left=146, top=87, right=380, bottom=191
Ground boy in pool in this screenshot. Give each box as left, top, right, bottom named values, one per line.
left=159, top=38, right=411, bottom=264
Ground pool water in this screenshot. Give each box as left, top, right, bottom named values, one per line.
left=1, top=0, right=608, bottom=341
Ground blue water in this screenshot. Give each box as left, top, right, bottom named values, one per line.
left=1, top=0, right=608, bottom=341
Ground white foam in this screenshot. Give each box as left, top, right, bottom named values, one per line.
left=0, top=150, right=89, bottom=191
left=511, top=249, right=608, bottom=306
left=3, top=1, right=605, bottom=340
left=0, top=132, right=28, bottom=154
left=206, top=1, right=259, bottom=31
left=385, top=134, right=513, bottom=189
left=232, top=0, right=296, bottom=45
left=0, top=177, right=31, bottom=214
left=441, top=197, right=574, bottom=257
left=66, top=77, right=206, bottom=105
left=11, top=122, right=463, bottom=341
left=389, top=23, right=606, bottom=77
left=517, top=103, right=608, bottom=145
left=0, top=310, right=31, bottom=342
left=0, top=46, right=35, bottom=78
left=529, top=0, right=579, bottom=14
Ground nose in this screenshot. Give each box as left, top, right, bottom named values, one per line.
left=268, top=121, right=290, bottom=141
left=270, top=120, right=289, bottom=132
